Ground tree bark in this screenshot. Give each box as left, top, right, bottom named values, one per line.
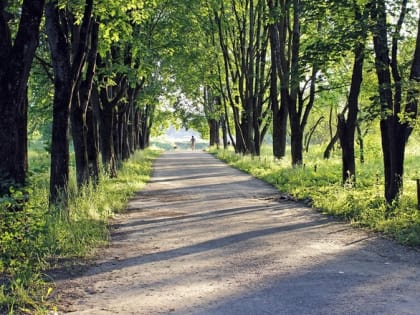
left=98, top=90, right=116, bottom=177
left=356, top=123, right=365, bottom=164
left=370, top=0, right=417, bottom=205
left=221, top=116, right=228, bottom=149
left=86, top=94, right=100, bottom=184
left=71, top=20, right=98, bottom=187
left=406, top=13, right=420, bottom=118
left=338, top=4, right=367, bottom=185
left=71, top=86, right=89, bottom=187
left=98, top=80, right=126, bottom=177
left=120, top=107, right=131, bottom=160
left=304, top=116, right=324, bottom=153
left=323, top=131, right=339, bottom=160
left=46, top=0, right=94, bottom=206
left=209, top=119, right=220, bottom=147
left=45, top=1, right=72, bottom=206
left=269, top=19, right=288, bottom=159
left=138, top=104, right=153, bottom=150
left=0, top=0, right=45, bottom=195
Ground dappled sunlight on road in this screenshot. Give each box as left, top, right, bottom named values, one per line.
left=57, top=151, right=420, bottom=315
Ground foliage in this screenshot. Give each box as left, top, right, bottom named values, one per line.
left=0, top=148, right=160, bottom=314
left=210, top=138, right=420, bottom=246
left=2, top=0, right=419, bottom=309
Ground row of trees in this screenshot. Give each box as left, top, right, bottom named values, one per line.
left=0, top=0, right=418, bottom=211
left=0, top=0, right=179, bottom=210
left=198, top=0, right=419, bottom=206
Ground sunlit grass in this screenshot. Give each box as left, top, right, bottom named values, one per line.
left=210, top=137, right=420, bottom=246
left=0, top=148, right=161, bottom=314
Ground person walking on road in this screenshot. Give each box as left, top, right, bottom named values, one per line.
left=190, top=136, right=196, bottom=151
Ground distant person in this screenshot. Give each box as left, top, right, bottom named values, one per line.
left=190, top=136, right=196, bottom=151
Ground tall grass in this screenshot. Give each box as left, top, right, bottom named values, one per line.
left=210, top=135, right=420, bottom=246
left=0, top=148, right=160, bottom=314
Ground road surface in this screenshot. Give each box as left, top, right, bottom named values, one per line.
left=55, top=150, right=420, bottom=314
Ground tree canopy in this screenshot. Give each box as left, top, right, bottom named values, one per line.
left=0, top=0, right=419, bottom=208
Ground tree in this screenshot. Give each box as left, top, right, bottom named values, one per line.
left=267, top=0, right=289, bottom=159
left=70, top=21, right=99, bottom=187
left=213, top=0, right=271, bottom=155
left=267, top=0, right=311, bottom=165
left=370, top=0, right=418, bottom=206
left=0, top=0, right=45, bottom=195
left=337, top=2, right=369, bottom=185
left=97, top=72, right=126, bottom=177
left=45, top=0, right=152, bottom=201
left=45, top=0, right=94, bottom=206
left=203, top=86, right=222, bottom=147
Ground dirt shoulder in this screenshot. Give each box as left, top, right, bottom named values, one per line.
left=54, top=150, right=420, bottom=315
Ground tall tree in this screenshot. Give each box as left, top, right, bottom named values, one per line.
left=97, top=74, right=126, bottom=177
left=337, top=2, right=369, bottom=185
left=267, top=0, right=289, bottom=159
left=0, top=0, right=45, bottom=195
left=213, top=0, right=270, bottom=155
left=370, top=0, right=418, bottom=206
left=71, top=20, right=99, bottom=187
left=266, top=0, right=304, bottom=165
left=46, top=0, right=94, bottom=206
left=203, top=86, right=221, bottom=147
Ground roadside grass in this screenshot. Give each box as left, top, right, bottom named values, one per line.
left=210, top=138, right=420, bottom=246
left=0, top=148, right=160, bottom=314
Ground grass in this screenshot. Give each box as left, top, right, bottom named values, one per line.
left=0, top=148, right=160, bottom=314
left=210, top=136, right=420, bottom=246
left=2, top=135, right=418, bottom=312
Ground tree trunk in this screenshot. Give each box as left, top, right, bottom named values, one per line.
left=209, top=118, right=220, bottom=147
left=113, top=109, right=122, bottom=165
left=138, top=109, right=145, bottom=150
left=304, top=116, right=324, bottom=153
left=268, top=0, right=305, bottom=165
left=138, top=104, right=153, bottom=150
left=338, top=114, right=356, bottom=185
left=221, top=116, right=228, bottom=149
left=268, top=0, right=288, bottom=159
left=324, top=131, right=339, bottom=159
left=101, top=107, right=117, bottom=177
left=128, top=104, right=135, bottom=154
left=71, top=93, right=89, bottom=187
left=338, top=5, right=367, bottom=185
left=46, top=0, right=94, bottom=206
left=370, top=0, right=416, bottom=204
left=86, top=97, right=100, bottom=184
left=71, top=20, right=98, bottom=187
left=324, top=105, right=348, bottom=159
left=98, top=90, right=117, bottom=177
left=289, top=112, right=303, bottom=165
left=213, top=1, right=268, bottom=156
left=0, top=0, right=45, bottom=195
left=97, top=76, right=126, bottom=177
left=121, top=109, right=130, bottom=160
left=356, top=123, right=365, bottom=164
left=270, top=44, right=287, bottom=159
left=45, top=1, right=72, bottom=206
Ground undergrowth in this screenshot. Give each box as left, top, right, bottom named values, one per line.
left=210, top=141, right=420, bottom=246
left=0, top=149, right=160, bottom=314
